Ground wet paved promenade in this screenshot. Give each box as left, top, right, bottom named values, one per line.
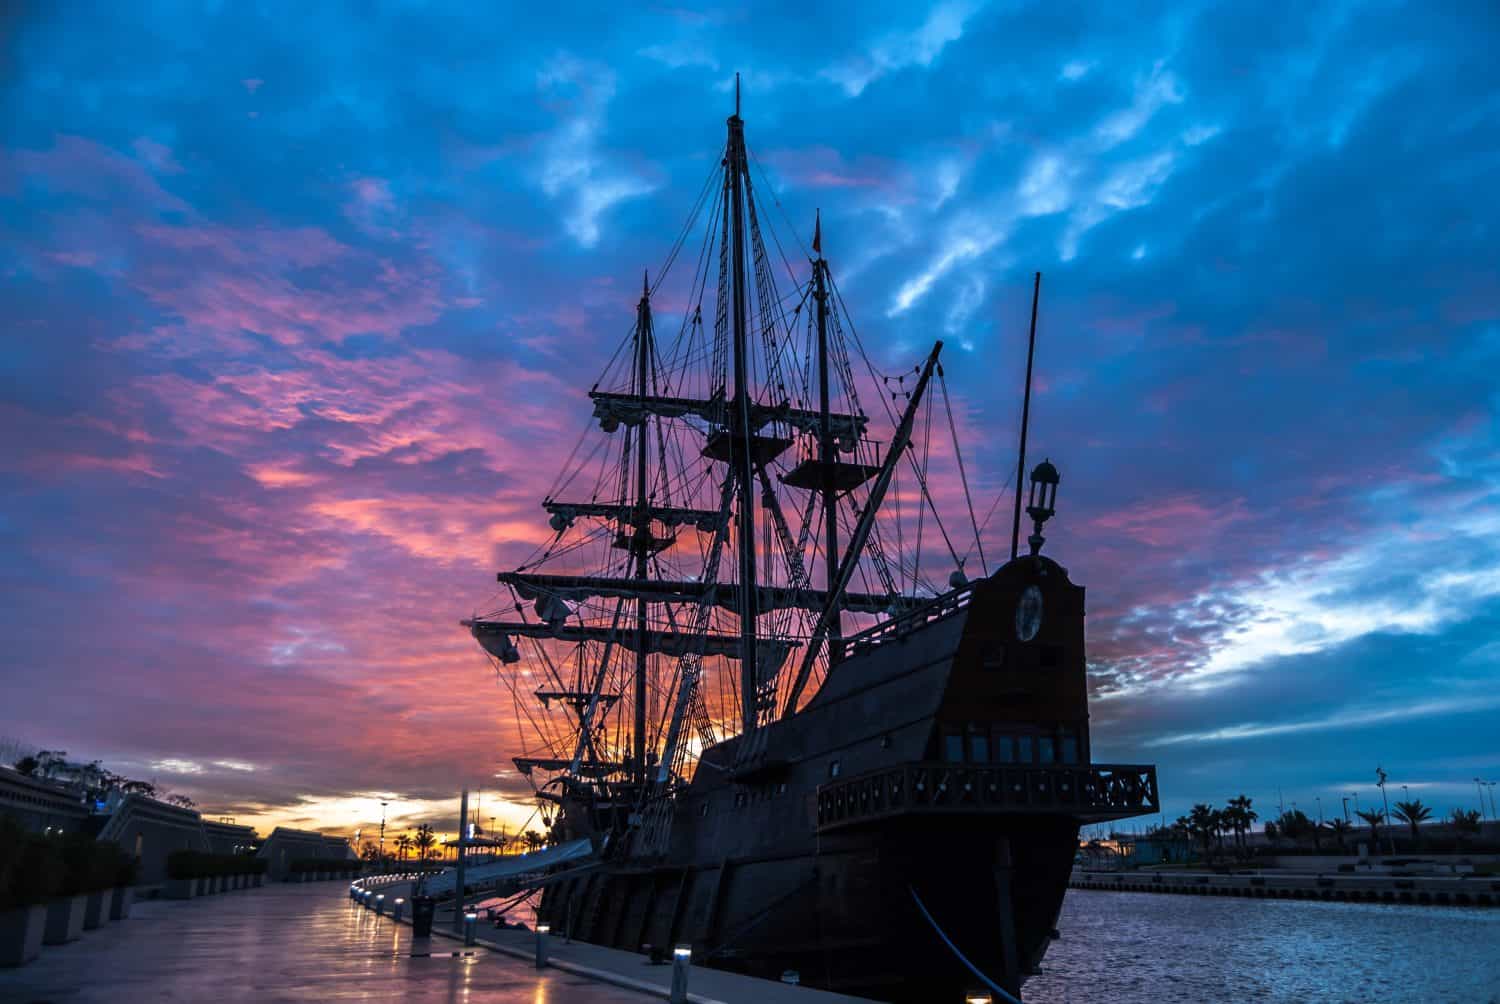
left=0, top=883, right=653, bottom=1003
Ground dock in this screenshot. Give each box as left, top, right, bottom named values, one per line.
left=0, top=878, right=875, bottom=1003
left=364, top=876, right=875, bottom=1003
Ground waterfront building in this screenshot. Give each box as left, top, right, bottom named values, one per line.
left=254, top=827, right=355, bottom=880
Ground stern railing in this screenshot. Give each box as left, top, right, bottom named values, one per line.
left=816, top=761, right=1158, bottom=833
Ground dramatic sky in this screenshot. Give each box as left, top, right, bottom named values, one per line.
left=2, top=2, right=1497, bottom=840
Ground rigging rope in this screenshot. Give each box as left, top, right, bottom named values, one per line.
left=939, top=368, right=988, bottom=577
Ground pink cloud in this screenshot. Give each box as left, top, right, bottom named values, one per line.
left=1088, top=494, right=1250, bottom=549
left=7, top=134, right=190, bottom=214
left=763, top=146, right=913, bottom=197
left=130, top=222, right=443, bottom=346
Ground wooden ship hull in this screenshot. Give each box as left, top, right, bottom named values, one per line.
left=536, top=556, right=1158, bottom=1000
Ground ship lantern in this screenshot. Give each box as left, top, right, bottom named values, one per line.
left=548, top=511, right=573, bottom=533
left=1025, top=458, right=1060, bottom=556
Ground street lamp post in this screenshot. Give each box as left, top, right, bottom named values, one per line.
left=1376, top=768, right=1394, bottom=855
left=1488, top=782, right=1498, bottom=820
left=1341, top=796, right=1350, bottom=823
left=379, top=800, right=389, bottom=873
left=1477, top=779, right=1488, bottom=821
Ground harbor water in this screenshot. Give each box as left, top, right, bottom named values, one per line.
left=1027, top=888, right=1500, bottom=1003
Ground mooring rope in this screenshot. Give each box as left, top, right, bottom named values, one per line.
left=908, top=884, right=1024, bottom=1004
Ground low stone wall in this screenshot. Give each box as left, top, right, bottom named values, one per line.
left=1260, top=853, right=1500, bottom=872
left=1071, top=869, right=1500, bottom=906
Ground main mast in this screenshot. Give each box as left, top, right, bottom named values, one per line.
left=631, top=274, right=652, bottom=783
left=726, top=83, right=759, bottom=735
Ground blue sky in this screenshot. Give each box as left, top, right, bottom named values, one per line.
left=1, top=1, right=1497, bottom=834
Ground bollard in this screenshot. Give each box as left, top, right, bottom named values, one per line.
left=464, top=912, right=478, bottom=947
left=535, top=923, right=550, bottom=969
left=375, top=894, right=385, bottom=917
left=393, top=898, right=405, bottom=923
left=670, top=945, right=691, bottom=1004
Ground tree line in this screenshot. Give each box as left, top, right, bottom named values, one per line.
left=1149, top=795, right=1484, bottom=859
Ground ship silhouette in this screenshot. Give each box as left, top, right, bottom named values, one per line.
left=465, top=85, right=1159, bottom=1001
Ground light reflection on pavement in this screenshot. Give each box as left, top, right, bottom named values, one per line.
left=0, top=882, right=653, bottom=1002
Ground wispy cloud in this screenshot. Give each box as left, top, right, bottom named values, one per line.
left=821, top=1, right=980, bottom=97
left=536, top=55, right=656, bottom=247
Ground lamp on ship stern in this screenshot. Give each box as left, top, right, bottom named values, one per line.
left=1025, top=459, right=1060, bottom=556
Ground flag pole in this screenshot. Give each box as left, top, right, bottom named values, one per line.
left=1011, top=272, right=1042, bottom=560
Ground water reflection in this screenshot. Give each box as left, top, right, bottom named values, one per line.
left=1026, top=889, right=1500, bottom=1003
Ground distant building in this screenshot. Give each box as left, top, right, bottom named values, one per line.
left=1, top=765, right=364, bottom=886
left=255, top=826, right=355, bottom=879
left=203, top=818, right=259, bottom=856
left=1121, top=831, right=1194, bottom=867
left=95, top=792, right=211, bottom=883
left=0, top=766, right=89, bottom=834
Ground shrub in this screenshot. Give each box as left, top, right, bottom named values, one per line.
left=166, top=850, right=251, bottom=879
left=58, top=834, right=122, bottom=895
left=167, top=849, right=200, bottom=880
left=0, top=822, right=64, bottom=909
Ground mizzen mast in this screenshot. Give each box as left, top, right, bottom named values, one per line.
left=813, top=213, right=843, bottom=662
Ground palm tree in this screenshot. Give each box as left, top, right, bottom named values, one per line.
left=1357, top=809, right=1385, bottom=850
left=1278, top=809, right=1314, bottom=846
left=522, top=829, right=546, bottom=854
left=1326, top=817, right=1351, bottom=851
left=1225, top=795, right=1257, bottom=854
left=1392, top=800, right=1432, bottom=846
left=1187, top=803, right=1218, bottom=860
left=1449, top=808, right=1481, bottom=841
left=393, top=833, right=412, bottom=865
left=414, top=823, right=437, bottom=887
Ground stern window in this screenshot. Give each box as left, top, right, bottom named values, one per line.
left=967, top=724, right=989, bottom=762
left=1037, top=736, right=1056, bottom=764
left=993, top=734, right=1015, bottom=763
left=942, top=728, right=964, bottom=763
left=1060, top=729, right=1079, bottom=764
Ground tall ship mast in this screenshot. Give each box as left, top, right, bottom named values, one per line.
left=463, top=87, right=1160, bottom=1002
